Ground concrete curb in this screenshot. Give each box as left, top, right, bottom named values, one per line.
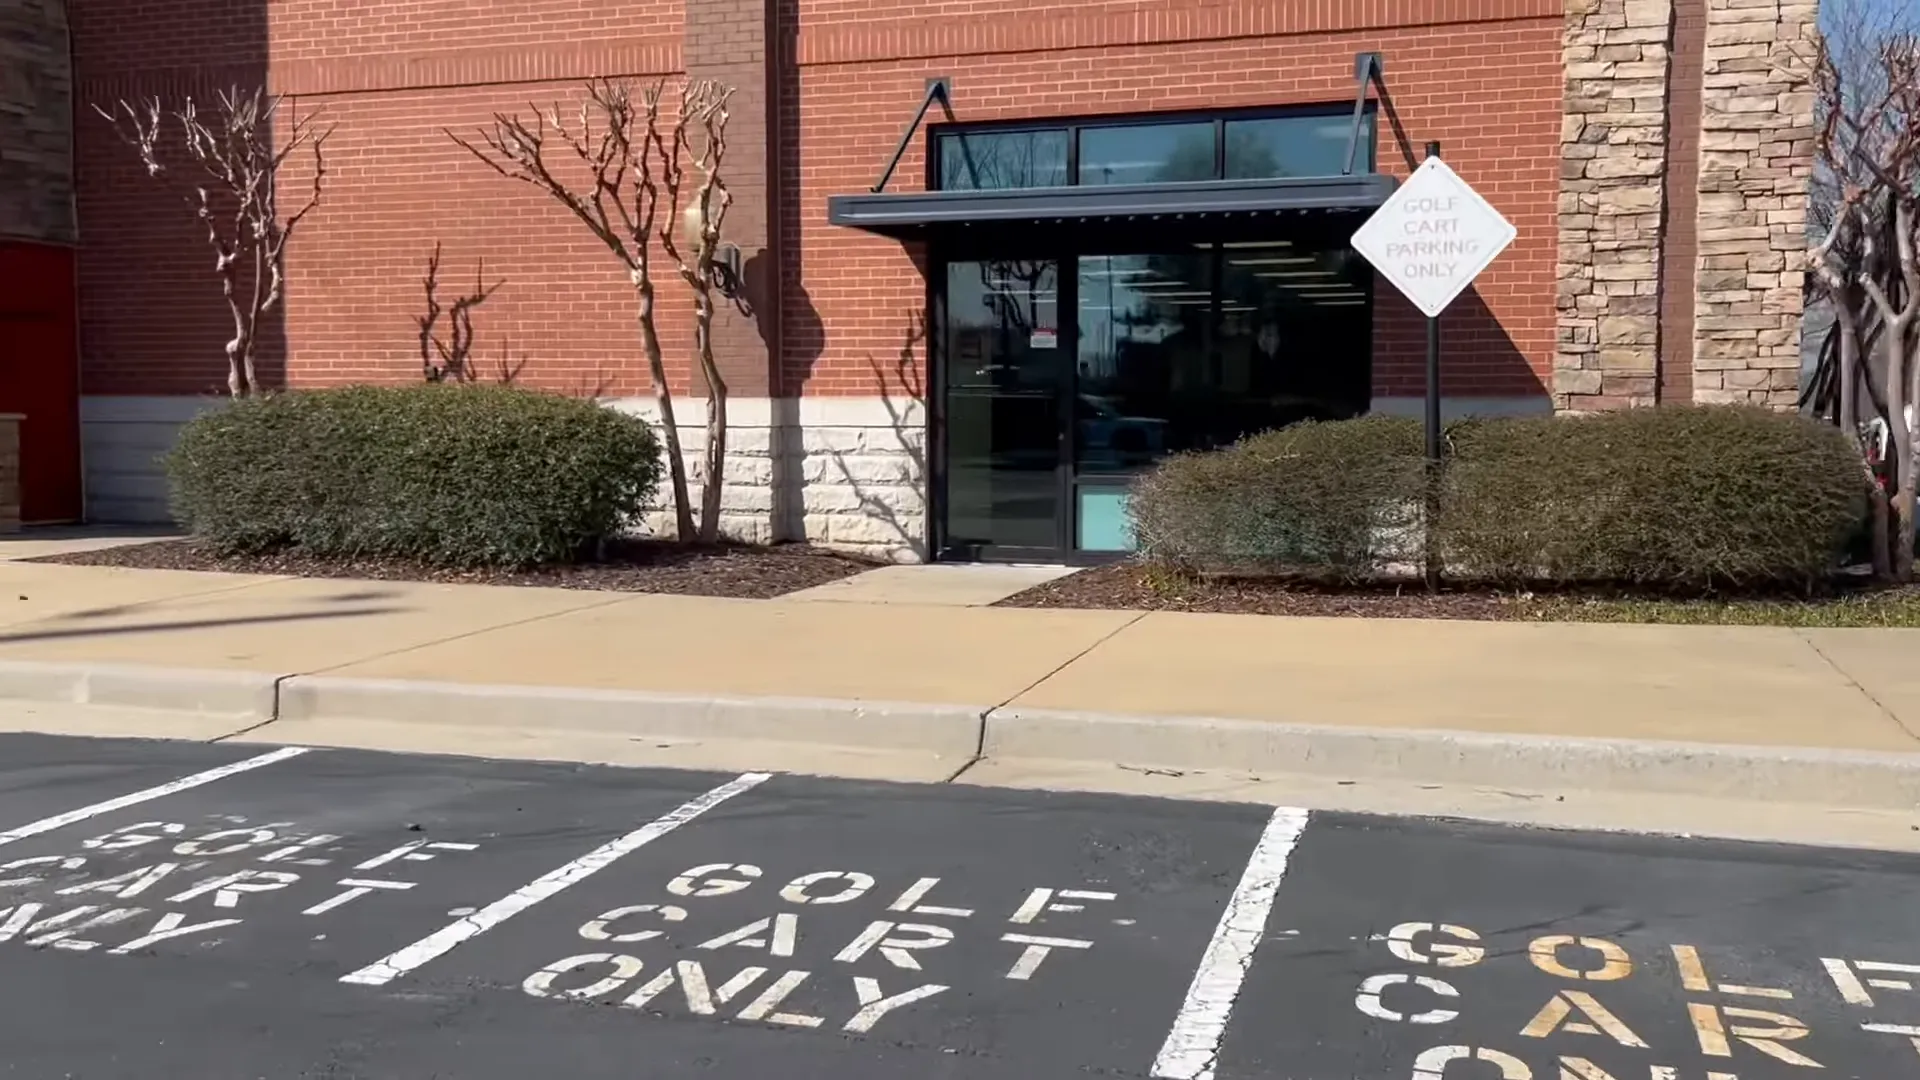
left=0, top=658, right=277, bottom=723
left=0, top=659, right=1915, bottom=809
left=983, top=706, right=1920, bottom=809
left=274, top=675, right=986, bottom=760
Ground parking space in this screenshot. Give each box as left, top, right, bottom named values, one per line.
left=0, top=732, right=1916, bottom=1079
left=0, top=733, right=266, bottom=840
left=1215, top=814, right=1920, bottom=1080
left=393, top=772, right=1274, bottom=1076
left=0, top=739, right=737, bottom=966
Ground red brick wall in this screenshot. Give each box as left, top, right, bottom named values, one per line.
left=787, top=0, right=1565, bottom=399
left=73, top=1, right=687, bottom=397
left=75, top=0, right=1562, bottom=402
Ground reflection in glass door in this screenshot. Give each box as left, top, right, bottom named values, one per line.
left=940, top=259, right=1064, bottom=554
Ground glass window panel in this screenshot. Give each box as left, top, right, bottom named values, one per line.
left=1078, top=122, right=1216, bottom=185
left=936, top=129, right=1070, bottom=190
left=1074, top=251, right=1212, bottom=472
left=1073, top=241, right=1372, bottom=478
left=945, top=260, right=1060, bottom=391
left=1076, top=487, right=1136, bottom=552
left=1215, top=240, right=1373, bottom=427
left=1225, top=113, right=1372, bottom=179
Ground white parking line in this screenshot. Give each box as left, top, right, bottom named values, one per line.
left=1151, top=805, right=1311, bottom=1080
left=0, top=746, right=311, bottom=848
left=341, top=771, right=773, bottom=987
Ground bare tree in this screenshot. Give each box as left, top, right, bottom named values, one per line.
left=417, top=242, right=503, bottom=383
left=657, top=79, right=737, bottom=544
left=95, top=88, right=331, bottom=398
left=449, top=79, right=697, bottom=541
left=1807, top=29, right=1920, bottom=579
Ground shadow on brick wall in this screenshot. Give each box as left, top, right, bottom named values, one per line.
left=70, top=0, right=285, bottom=397
left=828, top=310, right=929, bottom=560
left=770, top=0, right=822, bottom=398
left=1375, top=284, right=1548, bottom=402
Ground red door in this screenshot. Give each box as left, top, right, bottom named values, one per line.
left=0, top=240, right=84, bottom=523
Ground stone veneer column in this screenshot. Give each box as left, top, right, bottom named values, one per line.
left=1556, top=0, right=1674, bottom=410
left=0, top=0, right=74, bottom=243
left=1689, top=0, right=1816, bottom=405
left=0, top=416, right=21, bottom=534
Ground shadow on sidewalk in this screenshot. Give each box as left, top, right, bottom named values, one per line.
left=0, top=606, right=405, bottom=645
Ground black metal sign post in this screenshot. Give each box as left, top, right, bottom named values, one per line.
left=1353, top=136, right=1515, bottom=593
left=1423, top=140, right=1443, bottom=593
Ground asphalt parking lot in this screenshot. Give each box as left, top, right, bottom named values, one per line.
left=0, top=732, right=1915, bottom=1079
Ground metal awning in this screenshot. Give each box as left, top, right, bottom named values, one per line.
left=829, top=52, right=1418, bottom=240
left=827, top=173, right=1398, bottom=238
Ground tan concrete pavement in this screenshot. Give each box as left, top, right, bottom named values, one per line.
left=0, top=527, right=180, bottom=562
left=0, top=561, right=280, bottom=632
left=0, top=560, right=1914, bottom=761
left=317, top=591, right=1141, bottom=705
left=1007, top=612, right=1920, bottom=752
left=2, top=553, right=1914, bottom=846
left=0, top=566, right=624, bottom=673
left=784, top=563, right=1076, bottom=606
left=1796, top=628, right=1920, bottom=743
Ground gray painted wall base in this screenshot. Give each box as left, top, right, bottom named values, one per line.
left=80, top=396, right=221, bottom=524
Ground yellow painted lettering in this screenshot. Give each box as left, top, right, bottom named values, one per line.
left=1670, top=945, right=1791, bottom=999
left=1689, top=1003, right=1821, bottom=1068
left=1522, top=991, right=1647, bottom=1048
left=1531, top=936, right=1633, bottom=982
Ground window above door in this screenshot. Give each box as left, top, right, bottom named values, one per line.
left=932, top=106, right=1375, bottom=193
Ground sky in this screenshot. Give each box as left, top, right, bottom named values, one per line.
left=1821, top=0, right=1919, bottom=39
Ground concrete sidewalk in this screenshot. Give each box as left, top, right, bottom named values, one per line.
left=0, top=556, right=1915, bottom=811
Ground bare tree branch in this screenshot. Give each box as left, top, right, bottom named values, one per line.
left=448, top=79, right=698, bottom=541
left=94, top=87, right=332, bottom=398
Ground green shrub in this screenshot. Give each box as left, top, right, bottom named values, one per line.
left=1128, top=415, right=1426, bottom=581
left=168, top=384, right=663, bottom=567
left=1438, top=405, right=1865, bottom=588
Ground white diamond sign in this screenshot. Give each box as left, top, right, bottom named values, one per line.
left=1351, top=156, right=1516, bottom=319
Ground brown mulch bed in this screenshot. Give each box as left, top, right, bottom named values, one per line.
left=995, top=562, right=1524, bottom=619
left=995, top=561, right=1920, bottom=626
left=33, top=538, right=881, bottom=600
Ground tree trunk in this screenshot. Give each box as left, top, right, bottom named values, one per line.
left=637, top=279, right=696, bottom=541
left=1901, top=319, right=1920, bottom=583
left=243, top=244, right=266, bottom=396
left=1837, top=301, right=1861, bottom=432
left=1871, top=484, right=1894, bottom=580
left=1893, top=198, right=1920, bottom=580
left=219, top=259, right=248, bottom=398
left=1885, top=313, right=1915, bottom=581
left=694, top=284, right=727, bottom=545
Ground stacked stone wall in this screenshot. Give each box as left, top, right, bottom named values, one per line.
left=1556, top=0, right=1674, bottom=409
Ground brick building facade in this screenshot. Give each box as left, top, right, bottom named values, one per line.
left=33, top=0, right=1814, bottom=559
left=1, top=0, right=83, bottom=524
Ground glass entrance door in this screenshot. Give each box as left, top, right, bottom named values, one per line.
left=934, top=236, right=1373, bottom=561
left=938, top=258, right=1067, bottom=557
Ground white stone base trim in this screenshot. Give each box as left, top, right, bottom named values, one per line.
left=604, top=396, right=927, bottom=562
left=1368, top=395, right=1554, bottom=421
left=77, top=394, right=931, bottom=561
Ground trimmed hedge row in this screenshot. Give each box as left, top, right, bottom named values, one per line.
left=1129, top=416, right=1426, bottom=583
left=168, top=385, right=662, bottom=568
left=1131, top=407, right=1867, bottom=589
